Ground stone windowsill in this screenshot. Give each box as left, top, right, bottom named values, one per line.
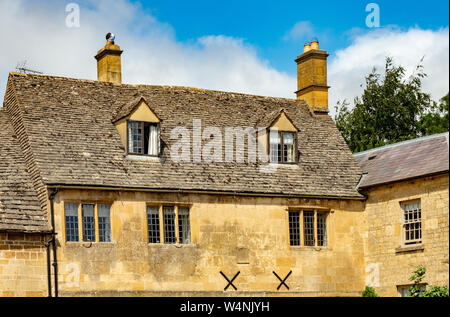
left=147, top=243, right=196, bottom=248
left=395, top=244, right=424, bottom=254
left=64, top=241, right=117, bottom=248
left=126, top=155, right=161, bottom=162
left=290, top=246, right=332, bottom=252
left=267, top=163, right=299, bottom=169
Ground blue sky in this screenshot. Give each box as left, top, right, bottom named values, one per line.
left=0, top=0, right=449, bottom=115
left=134, top=0, right=449, bottom=73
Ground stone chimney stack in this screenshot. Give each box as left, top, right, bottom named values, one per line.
left=95, top=33, right=123, bottom=84
left=295, top=39, right=329, bottom=113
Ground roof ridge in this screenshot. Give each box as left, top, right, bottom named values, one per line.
left=353, top=132, right=450, bottom=156
left=9, top=72, right=301, bottom=102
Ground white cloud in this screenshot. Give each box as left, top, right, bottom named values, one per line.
left=0, top=0, right=448, bottom=121
left=283, top=21, right=315, bottom=42
left=0, top=0, right=295, bottom=104
left=328, top=26, right=450, bottom=117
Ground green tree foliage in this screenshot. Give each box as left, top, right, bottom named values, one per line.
left=419, top=93, right=449, bottom=135
left=408, top=265, right=427, bottom=297
left=334, top=57, right=449, bottom=153
left=362, top=286, right=379, bottom=297
left=408, top=265, right=449, bottom=297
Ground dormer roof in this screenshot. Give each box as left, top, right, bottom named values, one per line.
left=268, top=109, right=300, bottom=132
left=112, top=96, right=161, bottom=123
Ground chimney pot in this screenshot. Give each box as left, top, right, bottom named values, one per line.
left=303, top=42, right=312, bottom=53
left=310, top=39, right=319, bottom=50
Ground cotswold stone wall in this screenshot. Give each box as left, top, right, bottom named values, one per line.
left=364, top=174, right=449, bottom=297
left=50, top=190, right=366, bottom=297
left=0, top=233, right=48, bottom=297
left=2, top=175, right=448, bottom=297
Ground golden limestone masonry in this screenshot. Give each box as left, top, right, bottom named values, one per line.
left=295, top=39, right=329, bottom=114
left=0, top=35, right=448, bottom=297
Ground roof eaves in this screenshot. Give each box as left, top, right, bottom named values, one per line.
left=358, top=170, right=449, bottom=189
left=46, top=183, right=365, bottom=200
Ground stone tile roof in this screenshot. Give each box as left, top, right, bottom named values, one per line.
left=0, top=109, right=50, bottom=233
left=7, top=73, right=363, bottom=198
left=0, top=72, right=364, bottom=233
left=354, top=132, right=449, bottom=188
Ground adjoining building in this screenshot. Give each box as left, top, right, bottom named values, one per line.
left=0, top=36, right=447, bottom=297
left=354, top=132, right=449, bottom=297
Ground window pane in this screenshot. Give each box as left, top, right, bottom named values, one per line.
left=397, top=286, right=410, bottom=297
left=288, top=211, right=300, bottom=246
left=147, top=206, right=160, bottom=243
left=65, top=203, right=79, bottom=242
left=303, top=211, right=315, bottom=246
left=269, top=130, right=281, bottom=163
left=98, top=204, right=111, bottom=242
left=178, top=207, right=191, bottom=244
left=317, top=213, right=327, bottom=246
left=403, top=201, right=422, bottom=245
left=128, top=121, right=142, bottom=154
left=82, top=204, right=95, bottom=242
left=163, top=206, right=176, bottom=244
left=283, top=132, right=295, bottom=162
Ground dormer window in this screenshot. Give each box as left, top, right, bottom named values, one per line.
left=112, top=96, right=162, bottom=157
left=269, top=130, right=297, bottom=163
left=127, top=120, right=160, bottom=156
left=264, top=109, right=299, bottom=164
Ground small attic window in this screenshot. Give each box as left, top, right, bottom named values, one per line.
left=269, top=130, right=297, bottom=163
left=127, top=120, right=160, bottom=156
left=368, top=155, right=377, bottom=161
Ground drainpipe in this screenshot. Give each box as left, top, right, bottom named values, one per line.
left=48, top=188, right=59, bottom=297
left=45, top=235, right=52, bottom=297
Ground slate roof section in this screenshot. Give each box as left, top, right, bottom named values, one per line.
left=3, top=72, right=363, bottom=200
left=354, top=132, right=449, bottom=189
left=0, top=109, right=50, bottom=233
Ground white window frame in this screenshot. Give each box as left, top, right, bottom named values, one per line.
left=127, top=120, right=160, bottom=156
left=401, top=200, right=422, bottom=246
left=269, top=130, right=297, bottom=164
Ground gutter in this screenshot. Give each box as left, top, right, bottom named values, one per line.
left=357, top=170, right=449, bottom=191
left=46, top=184, right=366, bottom=201
left=355, top=173, right=368, bottom=191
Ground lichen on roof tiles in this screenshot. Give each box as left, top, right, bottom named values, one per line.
left=0, top=72, right=365, bottom=232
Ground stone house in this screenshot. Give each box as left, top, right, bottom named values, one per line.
left=0, top=37, right=448, bottom=297
left=354, top=132, right=449, bottom=297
